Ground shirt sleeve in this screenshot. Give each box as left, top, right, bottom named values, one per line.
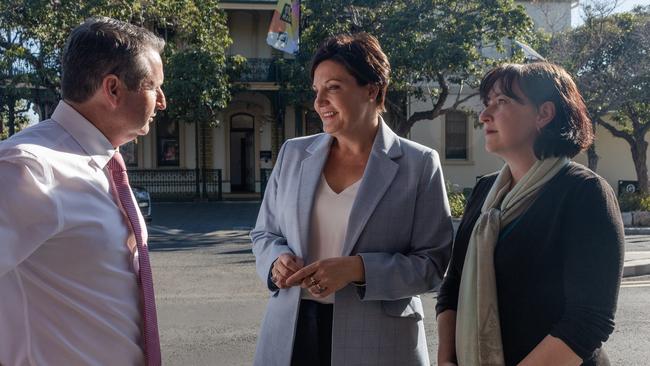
left=0, top=149, right=63, bottom=278
left=549, top=177, right=624, bottom=359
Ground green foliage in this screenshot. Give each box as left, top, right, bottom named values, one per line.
left=164, top=49, right=244, bottom=127
left=1, top=0, right=237, bottom=127
left=619, top=192, right=650, bottom=212
left=446, top=182, right=467, bottom=218
left=548, top=6, right=650, bottom=193
left=0, top=98, right=30, bottom=140
left=279, top=0, right=534, bottom=135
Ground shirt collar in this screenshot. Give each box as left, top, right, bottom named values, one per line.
left=51, top=100, right=117, bottom=169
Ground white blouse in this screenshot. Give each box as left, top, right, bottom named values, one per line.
left=302, top=174, right=361, bottom=304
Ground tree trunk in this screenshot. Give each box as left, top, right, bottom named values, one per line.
left=8, top=94, right=16, bottom=137
left=630, top=137, right=649, bottom=194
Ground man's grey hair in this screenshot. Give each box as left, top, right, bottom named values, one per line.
left=61, top=17, right=165, bottom=103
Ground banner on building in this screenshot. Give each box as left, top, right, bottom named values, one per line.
left=267, top=0, right=300, bottom=54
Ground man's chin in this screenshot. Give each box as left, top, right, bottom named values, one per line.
left=139, top=125, right=151, bottom=135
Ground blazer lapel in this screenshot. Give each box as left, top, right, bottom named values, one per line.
left=295, top=134, right=332, bottom=258
left=341, top=121, right=402, bottom=256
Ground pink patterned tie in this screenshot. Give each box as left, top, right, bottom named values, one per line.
left=108, top=151, right=162, bottom=366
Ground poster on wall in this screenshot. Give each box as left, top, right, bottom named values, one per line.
left=159, top=138, right=179, bottom=166
left=157, top=119, right=180, bottom=167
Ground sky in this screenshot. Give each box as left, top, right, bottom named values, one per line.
left=572, top=0, right=650, bottom=26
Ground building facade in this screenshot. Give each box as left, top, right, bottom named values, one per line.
left=126, top=0, right=645, bottom=199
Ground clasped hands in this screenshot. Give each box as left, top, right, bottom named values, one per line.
left=270, top=253, right=365, bottom=298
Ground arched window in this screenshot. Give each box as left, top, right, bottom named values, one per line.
left=231, top=113, right=255, bottom=129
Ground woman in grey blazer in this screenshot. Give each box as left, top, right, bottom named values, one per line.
left=251, top=32, right=453, bottom=366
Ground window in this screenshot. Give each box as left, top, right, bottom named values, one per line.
left=157, top=119, right=180, bottom=167
left=445, top=111, right=468, bottom=160
left=121, top=139, right=138, bottom=167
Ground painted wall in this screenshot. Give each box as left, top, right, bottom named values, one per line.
left=574, top=125, right=650, bottom=195
left=227, top=10, right=274, bottom=58
left=516, top=1, right=575, bottom=32
left=408, top=91, right=504, bottom=190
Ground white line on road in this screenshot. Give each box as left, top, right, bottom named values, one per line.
left=621, top=280, right=650, bottom=288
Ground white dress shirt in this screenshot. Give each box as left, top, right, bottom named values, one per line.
left=301, top=174, right=361, bottom=304
left=0, top=101, right=146, bottom=365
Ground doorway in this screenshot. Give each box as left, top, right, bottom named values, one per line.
left=230, top=113, right=256, bottom=192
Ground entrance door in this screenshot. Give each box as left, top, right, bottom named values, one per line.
left=230, top=114, right=255, bottom=192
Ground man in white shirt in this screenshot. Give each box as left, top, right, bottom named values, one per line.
left=0, top=17, right=166, bottom=365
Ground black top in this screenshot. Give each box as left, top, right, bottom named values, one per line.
left=436, top=162, right=625, bottom=366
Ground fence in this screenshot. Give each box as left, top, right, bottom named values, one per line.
left=260, top=168, right=272, bottom=198
left=128, top=169, right=222, bottom=201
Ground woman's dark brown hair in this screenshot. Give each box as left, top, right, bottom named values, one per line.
left=479, top=62, right=593, bottom=159
left=310, top=32, right=391, bottom=112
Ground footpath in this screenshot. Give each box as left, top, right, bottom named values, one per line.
left=622, top=228, right=650, bottom=277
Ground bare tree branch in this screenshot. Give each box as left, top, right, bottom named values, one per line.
left=597, top=117, right=634, bottom=144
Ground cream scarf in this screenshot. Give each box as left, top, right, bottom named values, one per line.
left=455, top=157, right=569, bottom=366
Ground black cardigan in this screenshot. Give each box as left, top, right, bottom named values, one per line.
left=436, top=162, right=624, bottom=366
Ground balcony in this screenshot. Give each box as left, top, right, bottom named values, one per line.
left=238, top=58, right=278, bottom=83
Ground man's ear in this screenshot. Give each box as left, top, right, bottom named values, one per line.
left=537, top=101, right=556, bottom=129
left=101, top=74, right=122, bottom=109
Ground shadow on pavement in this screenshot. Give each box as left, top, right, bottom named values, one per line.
left=145, top=201, right=261, bottom=252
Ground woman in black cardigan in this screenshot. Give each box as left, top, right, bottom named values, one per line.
left=436, top=62, right=624, bottom=366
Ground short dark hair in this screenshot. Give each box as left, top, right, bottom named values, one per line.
left=61, top=17, right=165, bottom=103
left=479, top=62, right=593, bottom=159
left=310, top=32, right=390, bottom=112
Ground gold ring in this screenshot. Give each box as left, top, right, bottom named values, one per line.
left=309, top=276, right=317, bottom=286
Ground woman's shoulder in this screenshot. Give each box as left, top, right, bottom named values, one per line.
left=557, top=161, right=614, bottom=193
left=393, top=136, right=443, bottom=167
left=467, top=172, right=498, bottom=203
left=277, top=133, right=331, bottom=158
left=473, top=172, right=498, bottom=193
left=283, top=133, right=328, bottom=149
left=395, top=135, right=435, bottom=154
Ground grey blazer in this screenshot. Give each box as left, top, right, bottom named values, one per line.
left=251, top=121, right=453, bottom=366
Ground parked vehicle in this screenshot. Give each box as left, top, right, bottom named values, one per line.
left=132, top=186, right=152, bottom=222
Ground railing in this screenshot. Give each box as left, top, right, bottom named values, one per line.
left=260, top=168, right=272, bottom=199
left=203, top=169, right=223, bottom=201
left=127, top=169, right=223, bottom=201
left=239, top=58, right=278, bottom=83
